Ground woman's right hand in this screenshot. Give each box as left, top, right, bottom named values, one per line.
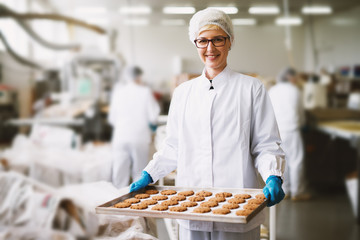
left=129, top=171, right=153, bottom=192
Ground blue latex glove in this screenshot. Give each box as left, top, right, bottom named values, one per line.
left=149, top=123, right=158, bottom=133
left=130, top=171, right=153, bottom=193
left=263, top=175, right=285, bottom=207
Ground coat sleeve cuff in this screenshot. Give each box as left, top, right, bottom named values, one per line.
left=144, top=161, right=161, bottom=184
left=260, top=170, right=284, bottom=184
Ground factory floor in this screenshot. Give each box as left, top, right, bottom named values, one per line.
left=155, top=192, right=360, bottom=240
left=277, top=192, right=359, bottom=240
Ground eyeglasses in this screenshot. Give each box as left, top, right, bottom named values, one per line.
left=194, top=36, right=229, bottom=48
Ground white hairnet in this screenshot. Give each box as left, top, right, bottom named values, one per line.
left=189, top=8, right=234, bottom=44
left=277, top=67, right=296, bottom=82
left=125, top=66, right=143, bottom=82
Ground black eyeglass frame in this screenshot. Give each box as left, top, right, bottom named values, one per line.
left=194, top=36, right=230, bottom=49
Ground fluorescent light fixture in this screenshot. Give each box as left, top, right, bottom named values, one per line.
left=75, top=7, right=106, bottom=15
left=119, top=6, right=152, bottom=14
left=123, top=18, right=149, bottom=26
left=302, top=6, right=332, bottom=14
left=232, top=18, right=257, bottom=26
left=332, top=18, right=357, bottom=26
left=163, top=7, right=195, bottom=14
left=208, top=7, right=238, bottom=14
left=276, top=17, right=302, bottom=26
left=161, top=19, right=186, bottom=26
left=85, top=18, right=109, bottom=25
left=249, top=6, right=280, bottom=15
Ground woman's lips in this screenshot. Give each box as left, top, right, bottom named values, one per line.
left=206, top=54, right=219, bottom=60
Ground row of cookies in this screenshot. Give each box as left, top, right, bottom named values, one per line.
left=113, top=190, right=249, bottom=210
left=113, top=189, right=266, bottom=216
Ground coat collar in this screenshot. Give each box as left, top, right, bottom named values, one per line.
left=199, top=66, right=231, bottom=90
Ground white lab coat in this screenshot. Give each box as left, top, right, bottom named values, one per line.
left=109, top=81, right=160, bottom=188
left=145, top=66, right=285, bottom=233
left=268, top=82, right=305, bottom=196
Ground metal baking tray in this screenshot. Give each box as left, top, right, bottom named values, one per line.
left=96, top=186, right=267, bottom=224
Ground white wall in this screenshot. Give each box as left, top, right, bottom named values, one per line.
left=303, top=6, right=360, bottom=73
left=116, top=23, right=305, bottom=86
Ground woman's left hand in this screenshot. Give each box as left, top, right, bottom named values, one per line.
left=263, top=175, right=285, bottom=207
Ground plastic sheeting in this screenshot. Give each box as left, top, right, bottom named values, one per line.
left=0, top=172, right=158, bottom=240
left=1, top=134, right=112, bottom=187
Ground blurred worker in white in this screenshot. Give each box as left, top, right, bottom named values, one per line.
left=130, top=8, right=285, bottom=240
left=268, top=67, right=308, bottom=200
left=108, top=66, right=160, bottom=188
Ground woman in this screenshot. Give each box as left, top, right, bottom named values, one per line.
left=130, top=8, right=285, bottom=240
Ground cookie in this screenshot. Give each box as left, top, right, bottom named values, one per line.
left=181, top=201, right=198, bottom=207
left=234, top=194, right=251, bottom=199
left=145, top=189, right=159, bottom=195
left=189, top=196, right=205, bottom=202
left=171, top=195, right=186, bottom=201
left=130, top=203, right=148, bottom=210
left=193, top=207, right=211, bottom=213
left=213, top=208, right=231, bottom=215
left=151, top=204, right=168, bottom=211
left=152, top=195, right=168, bottom=201
left=161, top=200, right=178, bottom=206
left=228, top=198, right=245, bottom=204
left=243, top=204, right=258, bottom=211
left=248, top=199, right=263, bottom=205
left=215, top=192, right=233, bottom=198
left=124, top=198, right=140, bottom=204
left=161, top=190, right=177, bottom=195
left=200, top=201, right=219, bottom=208
left=142, top=199, right=158, bottom=206
left=169, top=206, right=187, bottom=212
left=196, top=190, right=213, bottom=197
left=236, top=209, right=252, bottom=216
left=114, top=202, right=131, bottom=208
left=209, top=197, right=226, bottom=203
left=255, top=194, right=267, bottom=201
left=222, top=203, right=239, bottom=209
left=135, top=193, right=150, bottom=199
left=178, top=190, right=194, bottom=196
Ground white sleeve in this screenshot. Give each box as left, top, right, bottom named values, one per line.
left=144, top=89, right=180, bottom=183
left=147, top=90, right=160, bottom=124
left=107, top=85, right=119, bottom=126
left=251, top=84, right=286, bottom=182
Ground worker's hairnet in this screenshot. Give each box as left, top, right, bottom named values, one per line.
left=125, top=66, right=143, bottom=81
left=277, top=67, right=297, bottom=82
left=188, top=8, right=234, bottom=44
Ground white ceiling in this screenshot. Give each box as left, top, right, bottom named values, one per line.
left=44, top=0, right=360, bottom=26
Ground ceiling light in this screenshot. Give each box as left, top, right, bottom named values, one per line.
left=161, top=19, right=186, bottom=26
left=75, top=7, right=106, bottom=15
left=208, top=7, right=238, bottom=14
left=85, top=18, right=109, bottom=25
left=276, top=17, right=302, bottom=26
left=163, top=7, right=195, bottom=14
left=249, top=6, right=280, bottom=15
left=123, top=18, right=149, bottom=26
left=119, top=6, right=152, bottom=14
left=232, top=18, right=257, bottom=26
left=302, top=6, right=332, bottom=14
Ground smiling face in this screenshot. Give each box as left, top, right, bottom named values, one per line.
left=196, top=28, right=231, bottom=78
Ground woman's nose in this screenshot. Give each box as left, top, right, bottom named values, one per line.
left=207, top=41, right=216, bottom=50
